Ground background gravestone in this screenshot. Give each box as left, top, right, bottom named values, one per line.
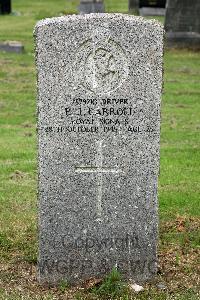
left=139, top=0, right=166, bottom=16
left=78, top=0, right=104, bottom=14
left=140, top=0, right=166, bottom=8
left=0, top=41, right=24, bottom=53
left=165, top=0, right=200, bottom=49
left=129, top=0, right=139, bottom=15
left=0, top=0, right=11, bottom=14
left=35, top=13, right=164, bottom=285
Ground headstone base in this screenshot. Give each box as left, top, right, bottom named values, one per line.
left=165, top=32, right=200, bottom=49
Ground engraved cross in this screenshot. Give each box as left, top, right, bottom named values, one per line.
left=75, top=140, right=121, bottom=220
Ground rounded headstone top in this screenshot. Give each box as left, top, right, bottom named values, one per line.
left=34, top=13, right=164, bottom=35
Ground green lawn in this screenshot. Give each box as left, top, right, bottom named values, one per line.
left=0, top=1, right=199, bottom=299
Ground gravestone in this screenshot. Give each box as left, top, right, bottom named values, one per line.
left=0, top=0, right=11, bottom=14
left=35, top=13, right=164, bottom=285
left=139, top=0, right=166, bottom=16
left=0, top=41, right=24, bottom=53
left=140, top=0, right=166, bottom=8
left=129, top=0, right=139, bottom=15
left=165, top=0, right=200, bottom=49
left=78, top=0, right=104, bottom=14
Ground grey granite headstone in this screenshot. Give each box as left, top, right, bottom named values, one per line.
left=78, top=0, right=104, bottom=14
left=165, top=0, right=200, bottom=49
left=35, top=14, right=164, bottom=285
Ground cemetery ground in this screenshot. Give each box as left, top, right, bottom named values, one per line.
left=0, top=0, right=199, bottom=299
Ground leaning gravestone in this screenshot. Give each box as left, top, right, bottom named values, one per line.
left=78, top=0, right=104, bottom=14
left=165, top=0, right=200, bottom=49
left=0, top=0, right=11, bottom=14
left=35, top=14, right=164, bottom=285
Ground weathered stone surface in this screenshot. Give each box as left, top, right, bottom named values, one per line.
left=35, top=13, right=164, bottom=285
left=165, top=0, right=200, bottom=49
left=78, top=0, right=104, bottom=14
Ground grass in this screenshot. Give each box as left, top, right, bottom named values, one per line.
left=90, top=268, right=128, bottom=299
left=0, top=0, right=200, bottom=299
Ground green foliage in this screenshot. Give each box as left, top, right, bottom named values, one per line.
left=0, top=232, right=11, bottom=248
left=91, top=268, right=128, bottom=299
left=58, top=279, right=70, bottom=293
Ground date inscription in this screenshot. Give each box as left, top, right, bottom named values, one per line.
left=40, top=97, right=158, bottom=135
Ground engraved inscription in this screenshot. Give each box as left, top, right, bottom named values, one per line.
left=39, top=96, right=159, bottom=135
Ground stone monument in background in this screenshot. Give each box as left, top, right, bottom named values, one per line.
left=129, top=0, right=139, bottom=15
left=0, top=0, right=11, bottom=14
left=139, top=0, right=166, bottom=16
left=35, top=13, right=164, bottom=285
left=78, top=0, right=104, bottom=14
left=165, top=0, right=200, bottom=49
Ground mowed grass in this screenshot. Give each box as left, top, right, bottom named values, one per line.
left=160, top=50, right=200, bottom=218
left=0, top=0, right=200, bottom=299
